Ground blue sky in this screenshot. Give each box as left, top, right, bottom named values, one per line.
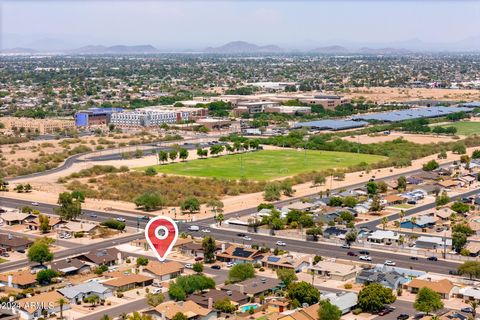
left=2, top=1, right=480, bottom=50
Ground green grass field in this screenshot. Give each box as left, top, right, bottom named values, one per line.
left=137, top=150, right=387, bottom=180
left=434, top=121, right=480, bottom=136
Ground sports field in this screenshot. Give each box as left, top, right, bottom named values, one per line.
left=435, top=121, right=480, bottom=136
left=137, top=150, right=387, bottom=180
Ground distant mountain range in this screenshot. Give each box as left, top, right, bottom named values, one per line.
left=1, top=39, right=479, bottom=55
left=69, top=45, right=159, bottom=54
left=205, top=41, right=283, bottom=53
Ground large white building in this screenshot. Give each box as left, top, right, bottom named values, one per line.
left=110, top=106, right=207, bottom=128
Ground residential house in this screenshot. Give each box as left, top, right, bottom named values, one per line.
left=75, top=248, right=122, bottom=266
left=407, top=176, right=423, bottom=185
left=188, top=289, right=248, bottom=308
left=433, top=207, right=455, bottom=221
left=308, top=260, right=361, bottom=281
left=356, top=268, right=407, bottom=290
left=261, top=255, right=310, bottom=272
left=50, top=258, right=90, bottom=275
left=383, top=195, right=406, bottom=206
left=103, top=273, right=154, bottom=291
left=0, top=270, right=36, bottom=289
left=322, top=227, right=348, bottom=239
left=25, top=216, right=65, bottom=231
left=267, top=299, right=289, bottom=313
left=57, top=221, right=102, bottom=237
left=464, top=242, right=480, bottom=257
left=415, top=172, right=439, bottom=181
left=405, top=278, right=458, bottom=299
left=400, top=215, right=438, bottom=229
left=150, top=300, right=216, bottom=320
left=322, top=292, right=358, bottom=314
left=458, top=286, right=480, bottom=302
left=367, top=230, right=402, bottom=245
left=413, top=184, right=439, bottom=195
left=14, top=291, right=68, bottom=320
left=0, top=234, right=33, bottom=252
left=436, top=179, right=461, bottom=190
left=282, top=201, right=317, bottom=212
left=221, top=277, right=282, bottom=297
left=142, top=261, right=184, bottom=281
left=458, top=174, right=477, bottom=186
left=180, top=241, right=222, bottom=258
left=415, top=236, right=451, bottom=250
left=59, top=281, right=113, bottom=303
left=274, top=303, right=318, bottom=320
left=215, top=245, right=264, bottom=264
left=0, top=212, right=34, bottom=226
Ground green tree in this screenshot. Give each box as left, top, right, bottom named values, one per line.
left=58, top=298, right=67, bottom=320
left=38, top=214, right=50, bottom=233
left=276, top=268, right=298, bottom=287
left=452, top=143, right=466, bottom=154
left=397, top=176, right=407, bottom=191
left=27, top=241, right=53, bottom=265
left=264, top=183, right=281, bottom=201
left=414, top=287, right=444, bottom=315
left=202, top=236, right=216, bottom=263
left=36, top=269, right=59, bottom=284
left=84, top=294, right=100, bottom=307
left=287, top=281, right=320, bottom=307
left=144, top=167, right=157, bottom=176
left=458, top=261, right=480, bottom=279
left=71, top=190, right=85, bottom=202
left=171, top=313, right=187, bottom=320
left=55, top=192, right=82, bottom=220
left=357, top=283, right=396, bottom=312
left=318, top=299, right=342, bottom=320
left=435, top=191, right=450, bottom=206
left=168, top=283, right=186, bottom=301
left=169, top=150, right=178, bottom=162
left=423, top=160, right=439, bottom=171
left=181, top=197, right=200, bottom=213
left=472, top=150, right=480, bottom=159
left=214, top=298, right=236, bottom=313
left=146, top=293, right=164, bottom=307
left=228, top=263, right=255, bottom=283
left=451, top=201, right=470, bottom=214
left=452, top=232, right=467, bottom=252
left=136, top=256, right=149, bottom=267
left=366, top=181, right=378, bottom=196
left=134, top=192, right=164, bottom=211
left=158, top=150, right=168, bottom=163
left=179, top=148, right=189, bottom=161
left=377, top=181, right=388, bottom=193
left=192, top=262, right=203, bottom=273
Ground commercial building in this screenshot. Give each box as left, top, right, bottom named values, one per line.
left=1, top=117, right=75, bottom=134
left=74, top=107, right=123, bottom=127
left=294, top=119, right=368, bottom=131
left=352, top=106, right=471, bottom=122
left=233, top=101, right=280, bottom=116
left=110, top=106, right=207, bottom=128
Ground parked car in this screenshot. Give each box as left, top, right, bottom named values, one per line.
left=347, top=251, right=357, bottom=256
left=427, top=256, right=438, bottom=261
left=211, top=265, right=221, bottom=270
left=384, top=260, right=396, bottom=266
left=461, top=307, right=474, bottom=313
left=359, top=250, right=370, bottom=255
left=116, top=217, right=126, bottom=222
left=276, top=241, right=286, bottom=246
left=194, top=257, right=203, bottom=261
left=341, top=243, right=350, bottom=249
left=151, top=288, right=162, bottom=294
left=188, top=225, right=200, bottom=231
left=449, top=270, right=460, bottom=275
left=397, top=314, right=410, bottom=320
left=359, top=255, right=372, bottom=261
left=242, top=236, right=252, bottom=241
left=141, top=215, right=150, bottom=220
left=184, top=264, right=193, bottom=269
left=1, top=252, right=9, bottom=257
left=237, top=233, right=246, bottom=237
left=226, top=262, right=236, bottom=268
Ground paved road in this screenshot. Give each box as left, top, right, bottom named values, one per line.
left=77, top=298, right=147, bottom=320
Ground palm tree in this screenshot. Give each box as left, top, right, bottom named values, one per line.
left=411, top=216, right=417, bottom=230
left=57, top=298, right=66, bottom=320
left=381, top=217, right=388, bottom=230
left=216, top=213, right=225, bottom=226
left=470, top=300, right=478, bottom=319
left=399, top=210, right=405, bottom=227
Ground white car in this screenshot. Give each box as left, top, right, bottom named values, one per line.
left=242, top=236, right=252, bottom=241
left=359, top=255, right=372, bottom=261
left=276, top=241, right=286, bottom=246
left=188, top=226, right=200, bottom=231
left=151, top=288, right=162, bottom=294
left=201, top=229, right=211, bottom=233
left=31, top=202, right=39, bottom=206
left=226, top=262, right=236, bottom=268
left=184, top=263, right=193, bottom=269
left=384, top=260, right=396, bottom=266
left=116, top=217, right=126, bottom=222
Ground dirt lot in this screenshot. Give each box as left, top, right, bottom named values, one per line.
left=342, top=87, right=480, bottom=104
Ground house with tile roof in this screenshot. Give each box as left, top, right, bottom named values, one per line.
left=103, top=273, right=154, bottom=291
left=215, top=245, right=264, bottom=263
left=0, top=234, right=33, bottom=252
left=0, top=270, right=36, bottom=289
left=59, top=281, right=112, bottom=303
left=405, top=278, right=458, bottom=299
left=151, top=300, right=216, bottom=320
left=142, top=261, right=184, bottom=281
left=15, top=291, right=68, bottom=320
left=51, top=258, right=90, bottom=275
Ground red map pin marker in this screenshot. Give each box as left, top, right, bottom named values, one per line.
left=145, top=216, right=178, bottom=262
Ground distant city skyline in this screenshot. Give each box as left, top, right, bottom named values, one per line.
left=2, top=0, right=480, bottom=51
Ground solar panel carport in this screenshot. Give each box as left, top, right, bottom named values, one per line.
left=294, top=119, right=369, bottom=130
left=351, top=106, right=471, bottom=122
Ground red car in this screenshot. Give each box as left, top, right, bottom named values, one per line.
left=347, top=251, right=357, bottom=256
left=194, top=257, right=203, bottom=261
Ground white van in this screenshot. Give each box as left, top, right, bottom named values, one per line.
left=188, top=225, right=200, bottom=231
